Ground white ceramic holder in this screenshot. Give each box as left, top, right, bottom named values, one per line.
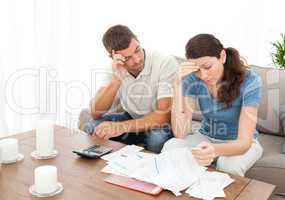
left=31, top=149, right=58, bottom=160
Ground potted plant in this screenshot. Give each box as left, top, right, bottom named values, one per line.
left=271, top=33, right=285, bottom=69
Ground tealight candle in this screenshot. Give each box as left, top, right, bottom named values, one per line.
left=36, top=120, right=54, bottom=156
left=34, top=165, right=58, bottom=194
left=0, top=138, right=19, bottom=162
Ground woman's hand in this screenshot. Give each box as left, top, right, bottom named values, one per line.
left=191, top=141, right=217, bottom=166
left=174, top=62, right=199, bottom=113
left=175, top=62, right=200, bottom=84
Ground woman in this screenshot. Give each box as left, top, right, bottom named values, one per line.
left=162, top=34, right=263, bottom=176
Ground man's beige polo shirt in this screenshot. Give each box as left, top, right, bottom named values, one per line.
left=106, top=51, right=179, bottom=119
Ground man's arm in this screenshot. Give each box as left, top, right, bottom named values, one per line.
left=118, top=97, right=172, bottom=133
left=90, top=76, right=121, bottom=119
left=90, top=51, right=128, bottom=119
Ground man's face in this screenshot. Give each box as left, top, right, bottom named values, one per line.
left=115, top=38, right=145, bottom=75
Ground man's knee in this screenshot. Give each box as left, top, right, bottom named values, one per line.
left=82, top=112, right=132, bottom=135
left=216, top=156, right=246, bottom=177
left=145, top=129, right=173, bottom=153
left=161, top=138, right=189, bottom=152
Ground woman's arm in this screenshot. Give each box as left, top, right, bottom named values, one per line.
left=192, top=106, right=258, bottom=166
left=171, top=62, right=200, bottom=138
left=213, top=106, right=258, bottom=156
left=171, top=81, right=196, bottom=138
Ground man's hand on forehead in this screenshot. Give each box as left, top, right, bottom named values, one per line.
left=112, top=50, right=126, bottom=63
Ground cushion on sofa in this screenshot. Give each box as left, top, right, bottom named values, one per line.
left=254, top=134, right=285, bottom=168
left=249, top=66, right=285, bottom=137
left=246, top=133, right=285, bottom=195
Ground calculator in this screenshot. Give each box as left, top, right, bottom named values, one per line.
left=72, top=144, right=113, bottom=159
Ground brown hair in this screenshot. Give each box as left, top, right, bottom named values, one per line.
left=185, top=34, right=246, bottom=108
left=102, top=25, right=137, bottom=56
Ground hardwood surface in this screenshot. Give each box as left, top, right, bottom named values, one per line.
left=0, top=126, right=275, bottom=200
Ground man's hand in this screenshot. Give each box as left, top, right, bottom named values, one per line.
left=93, top=121, right=125, bottom=140
left=191, top=141, right=217, bottom=166
left=111, top=50, right=128, bottom=81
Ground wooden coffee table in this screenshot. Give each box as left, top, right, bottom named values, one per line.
left=0, top=126, right=275, bottom=200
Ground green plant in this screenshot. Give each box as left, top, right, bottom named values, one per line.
left=271, top=33, right=285, bottom=69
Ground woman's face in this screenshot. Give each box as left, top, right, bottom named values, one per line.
left=189, top=50, right=226, bottom=86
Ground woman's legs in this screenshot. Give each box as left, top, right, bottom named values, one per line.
left=216, top=139, right=263, bottom=176
left=162, top=131, right=263, bottom=176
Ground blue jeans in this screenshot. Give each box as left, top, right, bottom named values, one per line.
left=82, top=112, right=173, bottom=153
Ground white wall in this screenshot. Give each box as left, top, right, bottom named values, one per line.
left=0, top=0, right=284, bottom=136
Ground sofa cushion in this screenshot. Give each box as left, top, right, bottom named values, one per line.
left=249, top=66, right=285, bottom=137
left=254, top=134, right=285, bottom=168
left=246, top=133, right=285, bottom=194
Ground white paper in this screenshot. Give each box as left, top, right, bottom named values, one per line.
left=185, top=171, right=234, bottom=199
left=101, top=145, right=144, bottom=162
left=100, top=146, right=235, bottom=199
left=130, top=147, right=207, bottom=195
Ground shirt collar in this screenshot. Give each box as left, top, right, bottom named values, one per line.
left=138, top=50, right=151, bottom=76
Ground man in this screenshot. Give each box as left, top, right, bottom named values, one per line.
left=82, top=25, right=178, bottom=153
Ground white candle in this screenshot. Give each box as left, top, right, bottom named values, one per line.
left=34, top=165, right=58, bottom=194
left=0, top=138, right=19, bottom=162
left=36, top=120, right=54, bottom=156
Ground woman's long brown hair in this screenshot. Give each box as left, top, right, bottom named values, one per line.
left=185, top=34, right=246, bottom=108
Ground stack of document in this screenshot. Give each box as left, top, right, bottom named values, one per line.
left=130, top=147, right=207, bottom=196
left=101, top=145, right=234, bottom=198
left=185, top=171, right=234, bottom=199
left=101, top=145, right=154, bottom=176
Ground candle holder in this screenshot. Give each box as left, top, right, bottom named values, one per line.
left=29, top=182, right=64, bottom=197
left=31, top=149, right=58, bottom=160
left=2, top=153, right=24, bottom=164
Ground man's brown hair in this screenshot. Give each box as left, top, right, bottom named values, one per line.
left=102, top=25, right=137, bottom=56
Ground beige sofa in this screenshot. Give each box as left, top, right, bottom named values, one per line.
left=242, top=65, right=285, bottom=195
left=78, top=60, right=285, bottom=195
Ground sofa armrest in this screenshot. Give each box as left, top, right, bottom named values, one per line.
left=78, top=108, right=93, bottom=131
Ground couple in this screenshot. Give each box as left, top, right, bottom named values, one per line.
left=82, top=25, right=263, bottom=177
